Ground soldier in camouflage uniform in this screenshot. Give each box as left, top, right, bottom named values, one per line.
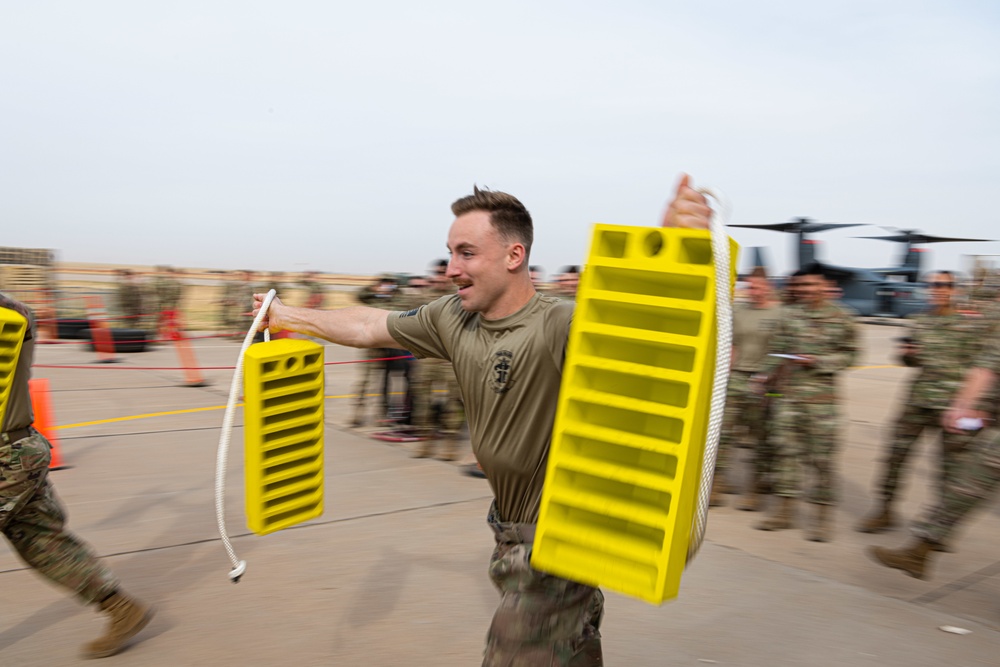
left=713, top=268, right=782, bottom=510
left=404, top=264, right=465, bottom=459
left=114, top=269, right=144, bottom=327
left=870, top=328, right=1000, bottom=579
left=351, top=275, right=402, bottom=426
left=149, top=265, right=185, bottom=338
left=857, top=271, right=993, bottom=534
left=0, top=293, right=154, bottom=658
left=755, top=265, right=858, bottom=541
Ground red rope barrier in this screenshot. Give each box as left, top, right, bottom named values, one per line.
left=32, top=354, right=413, bottom=371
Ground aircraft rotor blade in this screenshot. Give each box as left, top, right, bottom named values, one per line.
left=856, top=233, right=995, bottom=244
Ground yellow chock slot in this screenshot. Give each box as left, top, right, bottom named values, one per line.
left=0, top=308, right=28, bottom=429
left=532, top=225, right=738, bottom=604
left=243, top=339, right=325, bottom=535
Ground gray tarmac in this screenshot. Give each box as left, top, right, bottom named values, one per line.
left=2, top=323, right=999, bottom=666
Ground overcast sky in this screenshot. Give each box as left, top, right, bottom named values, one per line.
left=2, top=1, right=998, bottom=278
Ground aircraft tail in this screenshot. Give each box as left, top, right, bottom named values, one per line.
left=798, top=238, right=820, bottom=269
left=902, top=245, right=924, bottom=280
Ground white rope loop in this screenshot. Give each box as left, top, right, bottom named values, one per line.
left=687, top=189, right=733, bottom=564
left=215, top=289, right=275, bottom=582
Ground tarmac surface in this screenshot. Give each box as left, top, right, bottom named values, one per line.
left=2, top=323, right=999, bottom=666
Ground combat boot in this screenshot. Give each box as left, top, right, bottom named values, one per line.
left=755, top=497, right=795, bottom=531
left=437, top=434, right=459, bottom=462
left=412, top=438, right=435, bottom=458
left=82, top=592, right=154, bottom=659
left=806, top=504, right=833, bottom=542
left=855, top=502, right=897, bottom=534
left=868, top=539, right=935, bottom=580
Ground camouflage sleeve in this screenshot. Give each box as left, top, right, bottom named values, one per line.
left=761, top=313, right=792, bottom=376
left=813, top=311, right=858, bottom=374
left=974, top=334, right=1000, bottom=375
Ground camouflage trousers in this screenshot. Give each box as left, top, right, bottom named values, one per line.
left=912, top=427, right=1000, bottom=544
left=0, top=430, right=119, bottom=605
left=770, top=398, right=840, bottom=504
left=484, top=502, right=604, bottom=666
left=353, top=349, right=387, bottom=417
left=717, top=371, right=773, bottom=479
left=409, top=359, right=464, bottom=437
left=876, top=403, right=975, bottom=503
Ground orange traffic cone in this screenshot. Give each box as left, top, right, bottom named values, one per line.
left=29, top=378, right=66, bottom=470
left=165, top=319, right=208, bottom=387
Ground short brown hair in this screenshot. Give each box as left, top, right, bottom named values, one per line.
left=451, top=186, right=533, bottom=256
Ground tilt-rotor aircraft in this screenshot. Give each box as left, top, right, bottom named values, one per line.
left=730, top=218, right=994, bottom=317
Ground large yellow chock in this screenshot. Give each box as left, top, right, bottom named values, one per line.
left=243, top=339, right=325, bottom=535
left=532, top=225, right=738, bottom=604
left=0, top=308, right=28, bottom=428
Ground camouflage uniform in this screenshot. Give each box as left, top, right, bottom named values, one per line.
left=765, top=302, right=858, bottom=504
left=150, top=272, right=184, bottom=337
left=908, top=329, right=1000, bottom=543
left=0, top=296, right=120, bottom=606
left=115, top=277, right=143, bottom=327
left=484, top=501, right=603, bottom=666
left=874, top=312, right=993, bottom=505
left=352, top=282, right=404, bottom=424
left=401, top=285, right=465, bottom=453
left=717, top=302, right=783, bottom=489
left=911, top=426, right=1000, bottom=545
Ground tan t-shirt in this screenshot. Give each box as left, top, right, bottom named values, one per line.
left=732, top=302, right=783, bottom=372
left=1, top=298, right=35, bottom=432
left=388, top=293, right=573, bottom=523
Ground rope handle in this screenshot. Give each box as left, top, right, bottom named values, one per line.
left=686, top=189, right=733, bottom=564
left=214, top=289, right=276, bottom=582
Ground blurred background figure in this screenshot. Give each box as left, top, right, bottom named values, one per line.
left=219, top=270, right=255, bottom=335
left=555, top=265, right=580, bottom=301
left=529, top=265, right=546, bottom=293
left=713, top=267, right=783, bottom=510
left=115, top=269, right=143, bottom=327
left=300, top=271, right=326, bottom=309
left=352, top=274, right=404, bottom=427
left=150, top=265, right=185, bottom=338
left=405, top=261, right=465, bottom=459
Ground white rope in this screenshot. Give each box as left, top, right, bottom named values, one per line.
left=214, top=289, right=275, bottom=582
left=687, top=189, right=733, bottom=564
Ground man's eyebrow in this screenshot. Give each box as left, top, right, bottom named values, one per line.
left=448, top=242, right=476, bottom=252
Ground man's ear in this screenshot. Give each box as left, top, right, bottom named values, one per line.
left=507, top=243, right=527, bottom=272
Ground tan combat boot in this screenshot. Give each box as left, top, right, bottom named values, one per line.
left=437, top=435, right=459, bottom=462
left=412, top=438, right=435, bottom=458
left=755, top=497, right=795, bottom=531
left=806, top=504, right=833, bottom=542
left=855, top=502, right=896, bottom=533
left=82, top=592, right=154, bottom=659
left=868, top=539, right=935, bottom=580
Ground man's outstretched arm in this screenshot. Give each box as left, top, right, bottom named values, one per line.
left=251, top=294, right=399, bottom=349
